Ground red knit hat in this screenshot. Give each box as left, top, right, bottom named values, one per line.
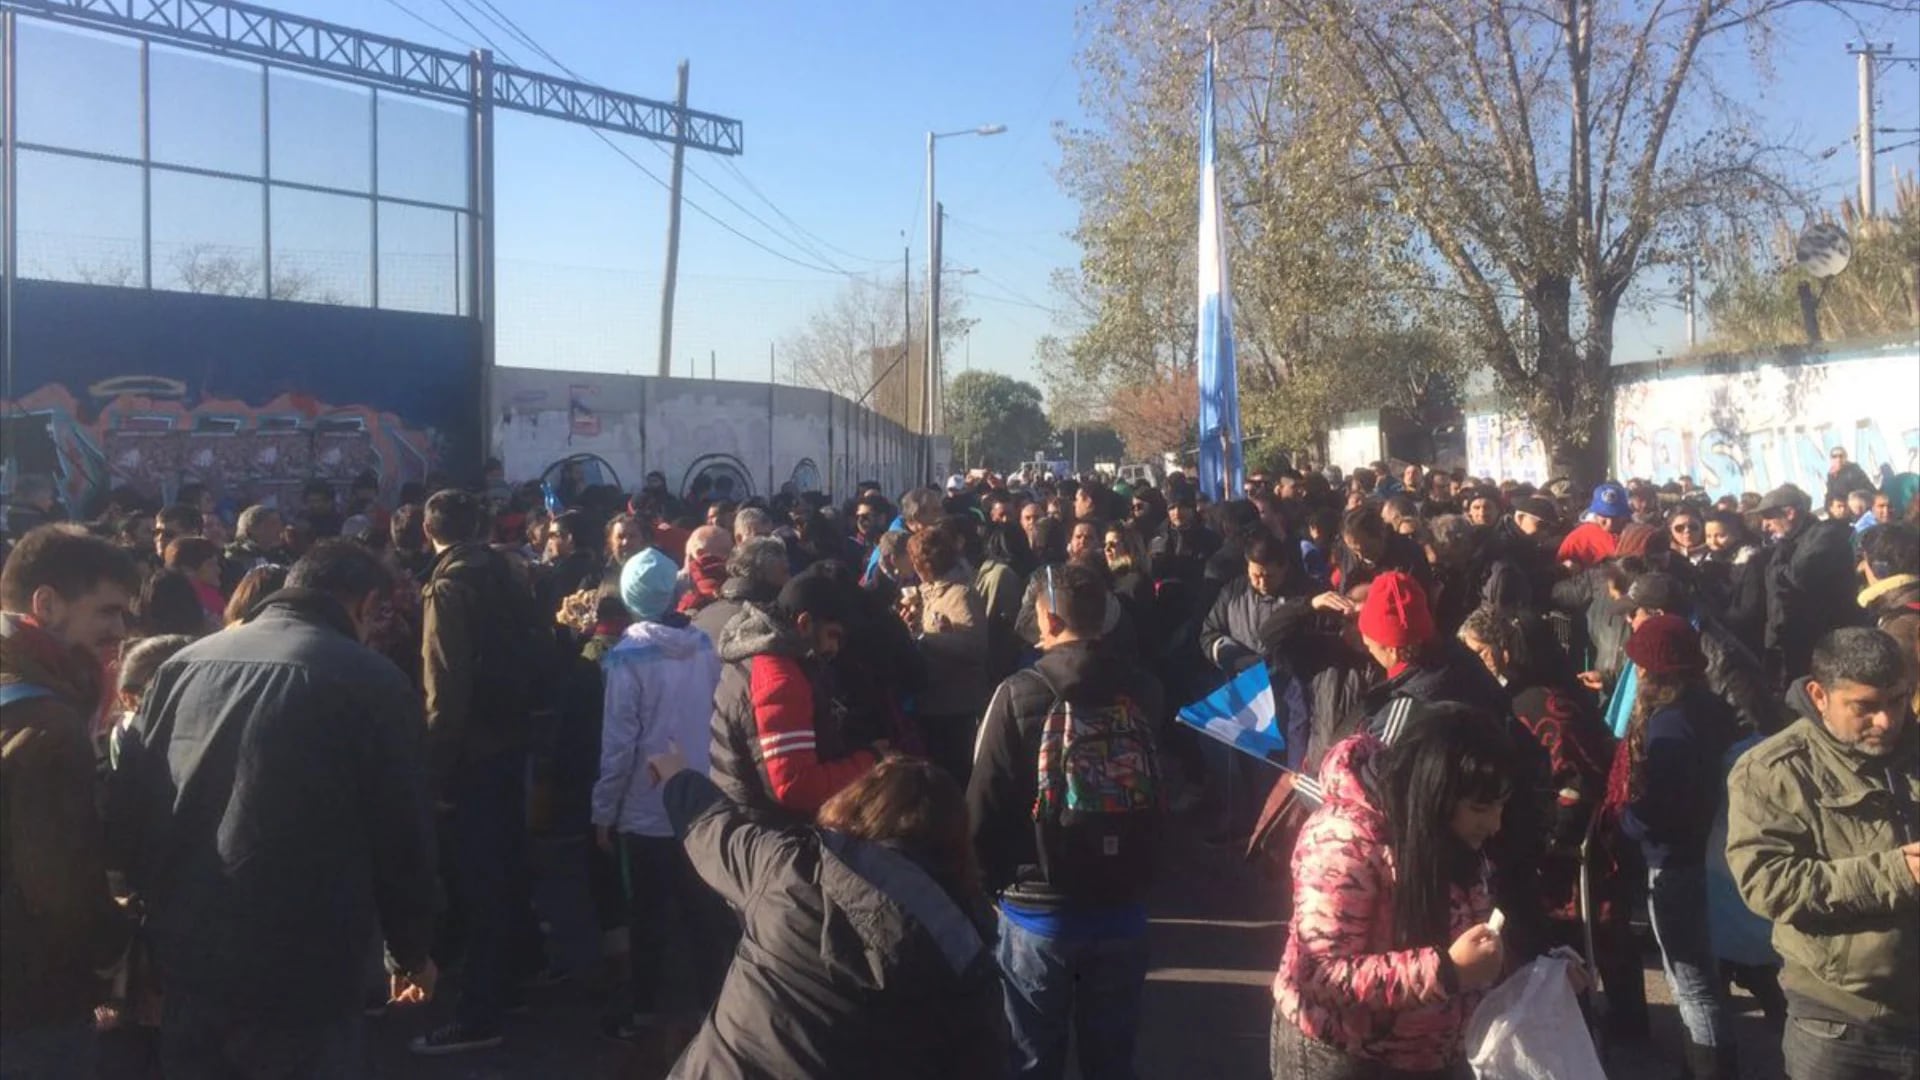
left=1625, top=613, right=1704, bottom=675
left=1357, top=570, right=1435, bottom=649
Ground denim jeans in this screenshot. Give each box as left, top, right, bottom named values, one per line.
left=159, top=992, right=362, bottom=1080
left=0, top=1024, right=94, bottom=1080
left=1646, top=864, right=1730, bottom=1048
left=1782, top=1016, right=1920, bottom=1080
left=447, top=749, right=533, bottom=1032
left=995, top=912, right=1149, bottom=1080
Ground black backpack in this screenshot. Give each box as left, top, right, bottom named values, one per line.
left=1024, top=667, right=1164, bottom=902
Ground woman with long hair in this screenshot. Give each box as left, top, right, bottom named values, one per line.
left=1272, top=705, right=1516, bottom=1078
left=655, top=752, right=1007, bottom=1078
left=1104, top=523, right=1153, bottom=617
left=135, top=569, right=213, bottom=637
left=1610, top=615, right=1739, bottom=1078
left=1700, top=509, right=1762, bottom=646
left=977, top=522, right=1032, bottom=680
left=1667, top=506, right=1709, bottom=565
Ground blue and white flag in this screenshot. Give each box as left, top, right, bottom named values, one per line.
left=1195, top=39, right=1245, bottom=503
left=1177, top=662, right=1286, bottom=764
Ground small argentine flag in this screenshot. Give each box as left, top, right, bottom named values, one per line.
left=1177, top=663, right=1286, bottom=765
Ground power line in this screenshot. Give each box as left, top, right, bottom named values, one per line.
left=583, top=128, right=860, bottom=276
left=449, top=0, right=868, bottom=276
left=389, top=0, right=861, bottom=277
left=378, top=0, right=464, bottom=44
left=716, top=157, right=894, bottom=265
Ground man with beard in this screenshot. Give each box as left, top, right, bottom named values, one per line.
left=0, top=527, right=139, bottom=1074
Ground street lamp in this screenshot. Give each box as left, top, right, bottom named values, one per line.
left=925, top=124, right=1004, bottom=459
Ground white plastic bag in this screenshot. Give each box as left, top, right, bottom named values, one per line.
left=1465, top=955, right=1606, bottom=1080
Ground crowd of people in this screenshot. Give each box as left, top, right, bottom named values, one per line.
left=0, top=447, right=1916, bottom=1080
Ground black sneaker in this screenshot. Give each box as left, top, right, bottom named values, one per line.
left=409, top=1022, right=504, bottom=1055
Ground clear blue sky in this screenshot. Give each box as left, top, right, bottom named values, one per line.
left=272, top=0, right=1085, bottom=387
left=14, top=0, right=1918, bottom=390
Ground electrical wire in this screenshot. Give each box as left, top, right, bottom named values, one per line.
left=378, top=0, right=465, bottom=45
left=450, top=0, right=871, bottom=275
left=389, top=0, right=863, bottom=277
left=717, top=158, right=895, bottom=265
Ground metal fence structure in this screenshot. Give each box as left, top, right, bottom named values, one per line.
left=0, top=0, right=751, bottom=506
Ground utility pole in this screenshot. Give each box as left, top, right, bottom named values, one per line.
left=929, top=203, right=945, bottom=439
left=925, top=134, right=938, bottom=446
left=710, top=349, right=716, bottom=380
left=1848, top=43, right=1890, bottom=218
left=768, top=341, right=775, bottom=385
left=655, top=60, right=689, bottom=377
left=1684, top=261, right=1697, bottom=348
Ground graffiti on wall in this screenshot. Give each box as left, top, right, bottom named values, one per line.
left=1463, top=346, right=1920, bottom=499
left=1611, top=351, right=1920, bottom=499
left=1, top=379, right=440, bottom=511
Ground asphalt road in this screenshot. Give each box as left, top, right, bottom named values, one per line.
left=369, top=821, right=1788, bottom=1079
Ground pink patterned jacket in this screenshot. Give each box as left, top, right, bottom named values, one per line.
left=1273, top=733, right=1493, bottom=1072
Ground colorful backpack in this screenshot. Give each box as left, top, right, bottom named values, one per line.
left=1026, top=667, right=1164, bottom=901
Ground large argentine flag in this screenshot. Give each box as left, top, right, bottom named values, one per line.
left=1195, top=40, right=1245, bottom=503
left=1176, top=662, right=1286, bottom=764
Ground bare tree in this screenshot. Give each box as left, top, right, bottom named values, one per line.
left=1260, top=0, right=1905, bottom=478
left=784, top=272, right=969, bottom=413
left=166, top=244, right=350, bottom=305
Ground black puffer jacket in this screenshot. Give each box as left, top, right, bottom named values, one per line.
left=1491, top=517, right=1559, bottom=611
left=1361, top=638, right=1516, bottom=730
left=692, top=573, right=778, bottom=650
left=1363, top=640, right=1554, bottom=962
left=663, top=772, right=1008, bottom=1080
left=1258, top=604, right=1376, bottom=773
left=1764, top=518, right=1868, bottom=685
left=112, top=591, right=436, bottom=1020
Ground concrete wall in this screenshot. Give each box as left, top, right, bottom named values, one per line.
left=1463, top=341, right=1920, bottom=497
left=1326, top=410, right=1383, bottom=472
left=490, top=367, right=949, bottom=502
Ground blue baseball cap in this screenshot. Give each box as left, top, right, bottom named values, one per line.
left=1587, top=482, right=1631, bottom=519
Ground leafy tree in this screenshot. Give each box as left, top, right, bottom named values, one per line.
left=1057, top=0, right=1893, bottom=482
left=1106, top=368, right=1196, bottom=461
left=1250, top=0, right=1893, bottom=479
left=945, top=371, right=1053, bottom=471
left=1052, top=0, right=1476, bottom=466
left=1705, top=179, right=1920, bottom=349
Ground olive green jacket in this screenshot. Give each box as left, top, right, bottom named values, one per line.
left=1725, top=690, right=1920, bottom=1031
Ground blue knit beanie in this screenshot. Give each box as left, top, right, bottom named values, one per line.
left=619, top=547, right=677, bottom=620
